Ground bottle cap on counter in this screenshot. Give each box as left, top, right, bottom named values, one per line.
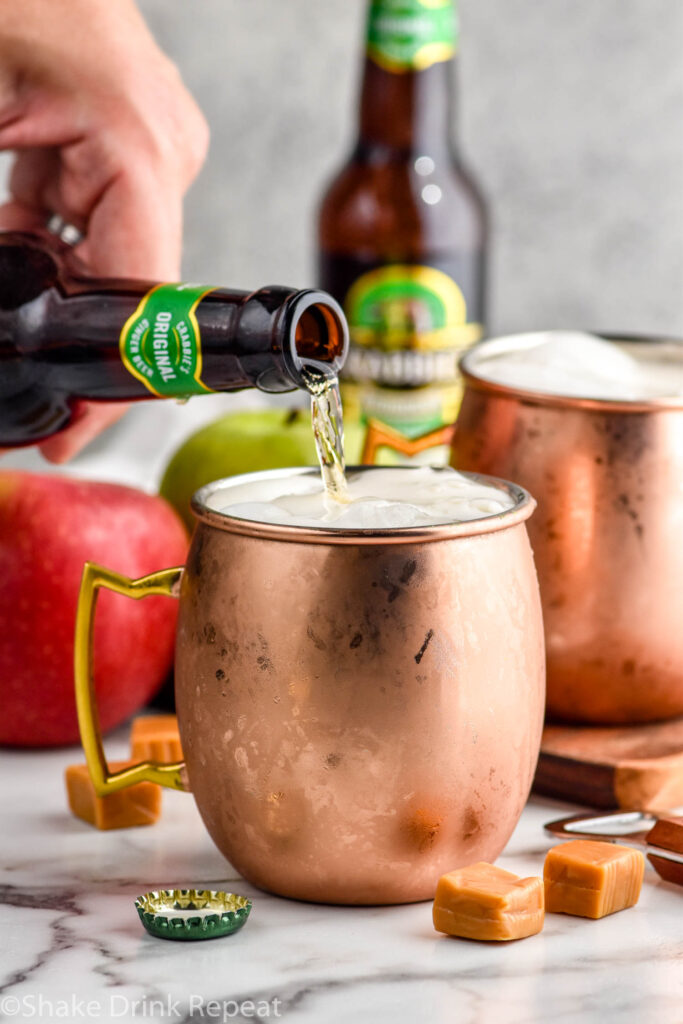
left=135, top=888, right=252, bottom=941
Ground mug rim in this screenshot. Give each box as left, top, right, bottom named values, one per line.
left=191, top=466, right=536, bottom=545
left=460, top=332, right=683, bottom=413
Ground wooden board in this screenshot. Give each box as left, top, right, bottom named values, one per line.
left=533, top=716, right=683, bottom=809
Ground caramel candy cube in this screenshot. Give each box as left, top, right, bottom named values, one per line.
left=544, top=840, right=644, bottom=919
left=130, top=714, right=183, bottom=763
left=433, top=862, right=544, bottom=941
left=65, top=762, right=161, bottom=830
left=645, top=816, right=683, bottom=854
left=644, top=817, right=683, bottom=885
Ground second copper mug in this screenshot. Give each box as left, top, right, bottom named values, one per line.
left=75, top=466, right=545, bottom=905
left=453, top=334, right=683, bottom=725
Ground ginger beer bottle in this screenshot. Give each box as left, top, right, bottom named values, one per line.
left=318, top=0, right=486, bottom=462
left=0, top=231, right=347, bottom=447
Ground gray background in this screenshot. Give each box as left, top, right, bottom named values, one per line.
left=143, top=0, right=683, bottom=337
left=2, top=0, right=683, bottom=482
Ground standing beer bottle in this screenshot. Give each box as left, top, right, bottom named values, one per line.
left=0, top=231, right=348, bottom=447
left=318, top=0, right=486, bottom=461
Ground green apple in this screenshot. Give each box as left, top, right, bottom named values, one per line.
left=159, top=407, right=365, bottom=531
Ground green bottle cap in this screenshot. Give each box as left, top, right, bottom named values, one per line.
left=135, top=888, right=252, bottom=941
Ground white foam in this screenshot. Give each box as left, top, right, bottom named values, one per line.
left=472, top=332, right=683, bottom=401
left=207, top=467, right=514, bottom=530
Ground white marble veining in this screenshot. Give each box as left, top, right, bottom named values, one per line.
left=1, top=731, right=682, bottom=1024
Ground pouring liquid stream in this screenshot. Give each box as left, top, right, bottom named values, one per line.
left=301, top=366, right=349, bottom=505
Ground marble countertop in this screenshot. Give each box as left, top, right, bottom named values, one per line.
left=1, top=733, right=681, bottom=1024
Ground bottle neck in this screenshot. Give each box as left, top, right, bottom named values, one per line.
left=33, top=281, right=348, bottom=400
left=358, top=59, right=454, bottom=155
left=358, top=0, right=457, bottom=155
left=0, top=230, right=349, bottom=445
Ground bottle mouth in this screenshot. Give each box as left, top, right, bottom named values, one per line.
left=286, top=290, right=349, bottom=383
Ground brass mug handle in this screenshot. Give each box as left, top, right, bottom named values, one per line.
left=74, top=562, right=190, bottom=795
left=361, top=418, right=457, bottom=465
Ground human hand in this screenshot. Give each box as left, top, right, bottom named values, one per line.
left=0, top=0, right=209, bottom=461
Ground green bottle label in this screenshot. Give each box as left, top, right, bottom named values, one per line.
left=119, top=283, right=214, bottom=398
left=346, top=264, right=477, bottom=353
left=367, top=0, right=457, bottom=73
left=343, top=263, right=482, bottom=440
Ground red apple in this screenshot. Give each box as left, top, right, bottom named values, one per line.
left=0, top=471, right=188, bottom=746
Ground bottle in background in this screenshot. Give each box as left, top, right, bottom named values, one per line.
left=318, top=0, right=487, bottom=463
left=0, top=231, right=347, bottom=448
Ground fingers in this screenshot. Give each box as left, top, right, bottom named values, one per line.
left=8, top=145, right=90, bottom=232
left=1, top=140, right=184, bottom=280
left=0, top=147, right=59, bottom=231
left=38, top=402, right=130, bottom=463
left=78, top=164, right=184, bottom=281
left=3, top=136, right=185, bottom=280
left=0, top=197, right=46, bottom=232
left=0, top=147, right=90, bottom=234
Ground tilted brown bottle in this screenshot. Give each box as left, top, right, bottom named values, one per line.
left=318, top=0, right=486, bottom=460
left=0, top=231, right=348, bottom=447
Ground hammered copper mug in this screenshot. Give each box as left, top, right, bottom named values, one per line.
left=452, top=334, right=683, bottom=725
left=75, top=466, right=545, bottom=905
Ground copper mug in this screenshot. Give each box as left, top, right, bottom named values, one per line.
left=75, top=466, right=544, bottom=905
left=448, top=334, right=683, bottom=725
